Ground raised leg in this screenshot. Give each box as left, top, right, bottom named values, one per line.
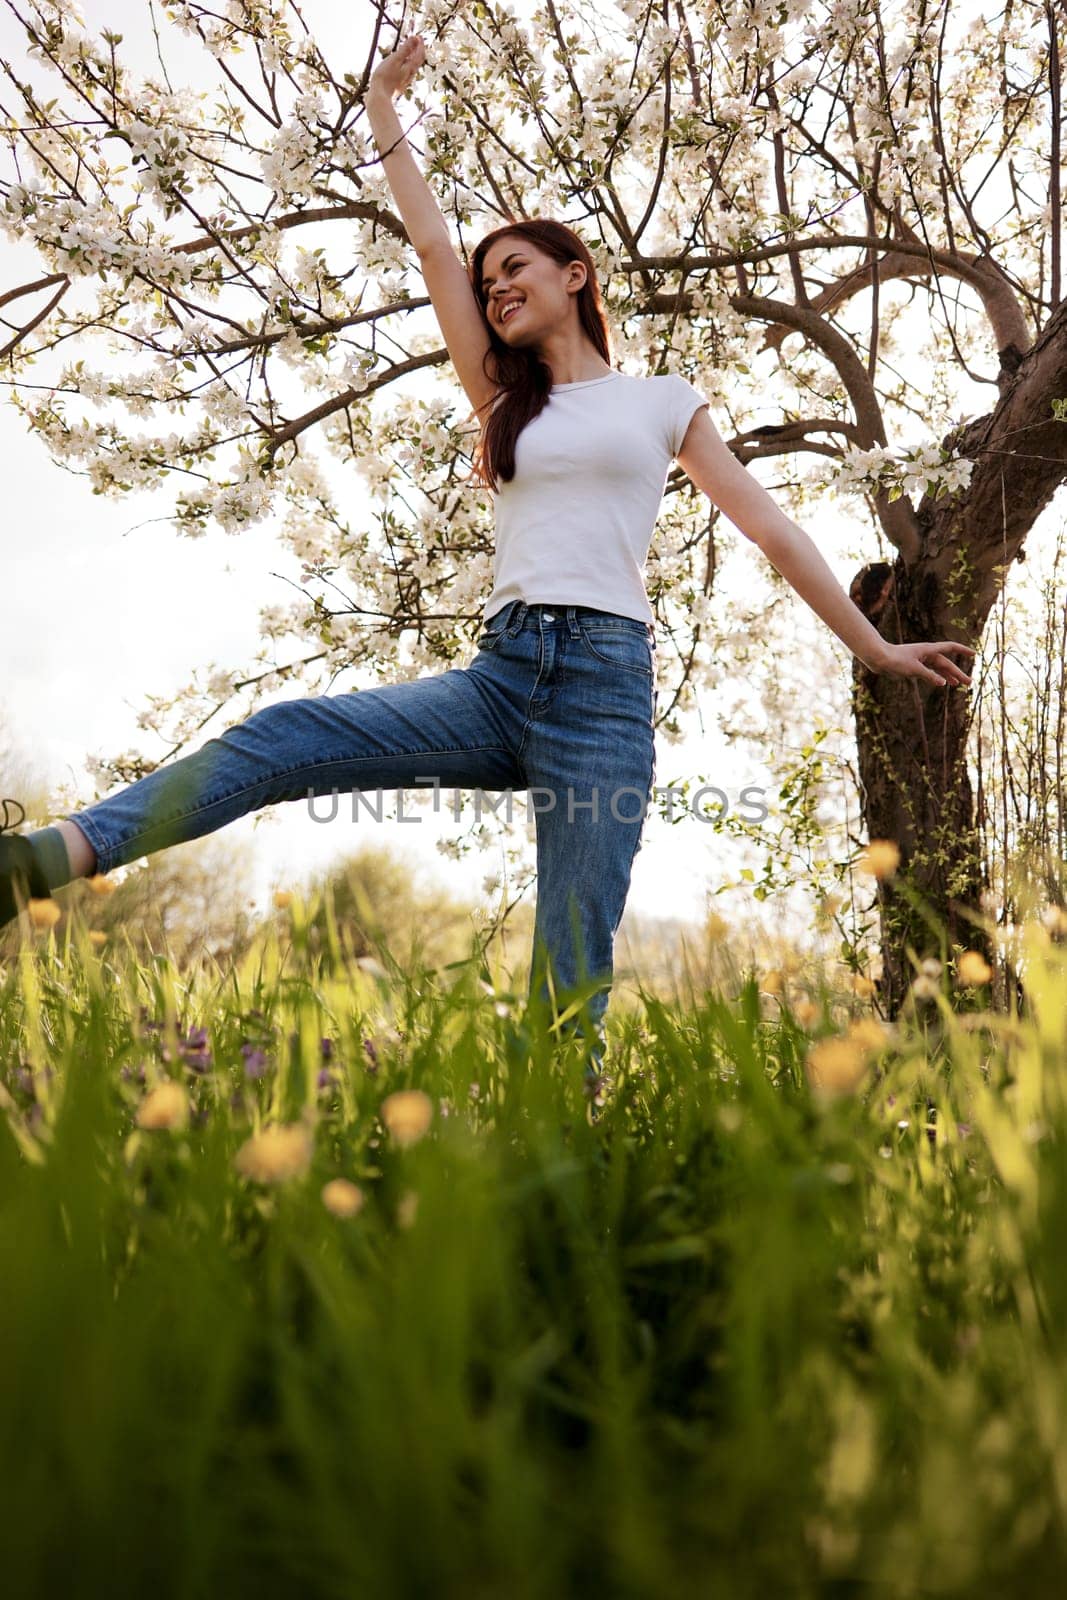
left=67, top=668, right=523, bottom=876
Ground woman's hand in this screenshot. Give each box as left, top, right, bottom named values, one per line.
left=368, top=33, right=427, bottom=102
left=876, top=639, right=976, bottom=687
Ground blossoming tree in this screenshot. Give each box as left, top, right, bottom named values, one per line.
left=1, top=0, right=1065, bottom=1004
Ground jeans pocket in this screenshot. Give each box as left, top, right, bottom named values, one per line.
left=578, top=623, right=654, bottom=677
left=477, top=619, right=508, bottom=652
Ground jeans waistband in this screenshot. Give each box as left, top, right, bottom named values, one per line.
left=494, top=601, right=654, bottom=640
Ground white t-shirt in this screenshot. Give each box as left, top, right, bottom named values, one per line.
left=483, top=370, right=709, bottom=625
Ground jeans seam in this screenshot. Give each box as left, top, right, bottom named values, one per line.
left=580, top=623, right=651, bottom=635
left=577, top=637, right=653, bottom=676
left=82, top=745, right=515, bottom=869
left=614, top=713, right=657, bottom=929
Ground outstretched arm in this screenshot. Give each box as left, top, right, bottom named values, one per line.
left=365, top=36, right=497, bottom=417
left=676, top=408, right=975, bottom=686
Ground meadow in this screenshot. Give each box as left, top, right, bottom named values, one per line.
left=3, top=894, right=1067, bottom=1599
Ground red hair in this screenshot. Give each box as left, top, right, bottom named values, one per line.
left=467, top=219, right=612, bottom=492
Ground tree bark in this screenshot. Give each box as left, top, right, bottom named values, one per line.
left=851, top=296, right=1067, bottom=1014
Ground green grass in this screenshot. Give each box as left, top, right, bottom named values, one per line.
left=2, top=899, right=1067, bottom=1598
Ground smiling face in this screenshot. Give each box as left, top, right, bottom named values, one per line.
left=479, top=235, right=587, bottom=348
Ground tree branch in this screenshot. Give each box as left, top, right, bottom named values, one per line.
left=266, top=346, right=452, bottom=456
left=170, top=198, right=409, bottom=257
left=620, top=234, right=1032, bottom=365
left=0, top=274, right=70, bottom=361
left=925, top=291, right=1067, bottom=622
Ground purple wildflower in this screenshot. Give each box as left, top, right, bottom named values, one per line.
left=320, top=1036, right=335, bottom=1062
left=181, top=1030, right=212, bottom=1081
left=241, top=1044, right=270, bottom=1081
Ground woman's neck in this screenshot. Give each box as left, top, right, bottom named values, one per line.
left=535, top=325, right=612, bottom=387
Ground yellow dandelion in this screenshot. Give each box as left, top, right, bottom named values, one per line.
left=858, top=840, right=900, bottom=880
left=396, top=1189, right=419, bottom=1229
left=761, top=968, right=785, bottom=995
left=956, top=950, right=993, bottom=986
left=817, top=893, right=843, bottom=921
left=793, top=999, right=820, bottom=1028
left=136, top=1080, right=190, bottom=1131
left=88, top=929, right=108, bottom=947
left=806, top=1037, right=870, bottom=1099
left=846, top=1017, right=893, bottom=1054
left=273, top=889, right=293, bottom=909
left=28, top=897, right=61, bottom=929
left=381, top=1089, right=433, bottom=1148
left=850, top=973, right=877, bottom=998
left=321, top=1178, right=365, bottom=1218
left=86, top=874, right=116, bottom=897
left=234, top=1122, right=313, bottom=1185
left=705, top=912, right=729, bottom=943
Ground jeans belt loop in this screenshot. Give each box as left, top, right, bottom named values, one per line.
left=509, top=600, right=527, bottom=636
left=566, top=606, right=580, bottom=638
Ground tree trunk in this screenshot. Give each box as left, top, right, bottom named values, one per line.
left=850, top=563, right=992, bottom=1014
left=850, top=296, right=1067, bottom=1016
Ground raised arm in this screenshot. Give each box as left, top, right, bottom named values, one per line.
left=365, top=36, right=498, bottom=420
left=675, top=408, right=975, bottom=686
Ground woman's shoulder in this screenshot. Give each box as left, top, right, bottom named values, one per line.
left=619, top=371, right=707, bottom=412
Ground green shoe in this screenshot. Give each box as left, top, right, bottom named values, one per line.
left=0, top=799, right=54, bottom=929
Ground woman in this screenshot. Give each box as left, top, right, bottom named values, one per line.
left=0, top=34, right=974, bottom=1065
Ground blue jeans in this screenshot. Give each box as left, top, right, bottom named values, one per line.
left=68, top=601, right=659, bottom=1065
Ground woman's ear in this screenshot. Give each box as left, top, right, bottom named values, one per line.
left=565, top=260, right=587, bottom=295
